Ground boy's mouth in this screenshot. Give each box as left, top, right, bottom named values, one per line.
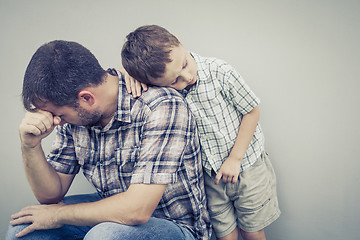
left=188, top=77, right=196, bottom=86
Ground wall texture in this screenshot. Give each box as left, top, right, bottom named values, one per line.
left=1, top=0, right=359, bottom=239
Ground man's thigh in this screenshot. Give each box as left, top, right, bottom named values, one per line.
left=84, top=217, right=195, bottom=240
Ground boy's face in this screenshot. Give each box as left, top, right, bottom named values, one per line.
left=150, top=44, right=198, bottom=91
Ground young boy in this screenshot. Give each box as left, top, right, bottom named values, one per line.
left=121, top=25, right=280, bottom=240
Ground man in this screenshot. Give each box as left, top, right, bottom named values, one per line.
left=6, top=40, right=211, bottom=240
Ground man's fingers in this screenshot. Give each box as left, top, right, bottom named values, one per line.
left=15, top=224, right=36, bottom=238
left=10, top=215, right=33, bottom=226
left=54, top=117, right=62, bottom=126
left=22, top=112, right=54, bottom=135
left=11, top=206, right=35, bottom=219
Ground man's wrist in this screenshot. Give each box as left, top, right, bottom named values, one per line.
left=55, top=203, right=69, bottom=226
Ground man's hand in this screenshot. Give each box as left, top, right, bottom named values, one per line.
left=119, top=67, right=148, bottom=98
left=9, top=203, right=65, bottom=238
left=19, top=110, right=61, bottom=149
left=215, top=156, right=242, bottom=185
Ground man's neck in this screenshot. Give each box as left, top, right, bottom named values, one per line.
left=98, top=73, right=119, bottom=127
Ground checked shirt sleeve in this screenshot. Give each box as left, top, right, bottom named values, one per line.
left=222, top=64, right=260, bottom=115
left=47, top=125, right=81, bottom=175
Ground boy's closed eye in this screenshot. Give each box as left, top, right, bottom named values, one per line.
left=183, top=60, right=188, bottom=69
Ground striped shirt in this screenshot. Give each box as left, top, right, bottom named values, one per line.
left=47, top=71, right=211, bottom=240
left=181, top=53, right=265, bottom=175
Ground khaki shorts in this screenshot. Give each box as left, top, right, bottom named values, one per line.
left=204, top=152, right=280, bottom=237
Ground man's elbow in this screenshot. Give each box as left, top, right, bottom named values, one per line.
left=129, top=215, right=151, bottom=225
left=36, top=193, right=64, bottom=204
left=113, top=211, right=152, bottom=226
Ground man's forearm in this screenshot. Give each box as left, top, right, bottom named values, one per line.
left=57, top=184, right=166, bottom=227
left=22, top=144, right=65, bottom=203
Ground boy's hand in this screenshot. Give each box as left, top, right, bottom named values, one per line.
left=19, top=110, right=61, bottom=149
left=119, top=67, right=148, bottom=98
left=215, top=156, right=242, bottom=185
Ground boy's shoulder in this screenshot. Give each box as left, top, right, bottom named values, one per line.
left=192, top=52, right=234, bottom=75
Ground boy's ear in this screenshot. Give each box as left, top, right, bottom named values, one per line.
left=78, top=90, right=95, bottom=106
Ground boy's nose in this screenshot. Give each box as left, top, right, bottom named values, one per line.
left=181, top=72, right=192, bottom=83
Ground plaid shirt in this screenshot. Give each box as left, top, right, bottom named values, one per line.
left=47, top=71, right=211, bottom=240
left=181, top=53, right=265, bottom=175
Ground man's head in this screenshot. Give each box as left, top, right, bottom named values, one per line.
left=23, top=40, right=107, bottom=112
left=121, top=25, right=197, bottom=90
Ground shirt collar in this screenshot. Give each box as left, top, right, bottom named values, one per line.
left=114, top=70, right=131, bottom=123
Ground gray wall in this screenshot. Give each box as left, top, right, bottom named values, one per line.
left=1, top=0, right=359, bottom=239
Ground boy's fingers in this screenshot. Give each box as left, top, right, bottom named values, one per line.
left=124, top=76, right=132, bottom=93
left=232, top=176, right=237, bottom=184
left=130, top=79, right=138, bottom=97
left=135, top=81, right=142, bottom=97
left=141, top=83, right=148, bottom=91
left=214, top=173, right=222, bottom=185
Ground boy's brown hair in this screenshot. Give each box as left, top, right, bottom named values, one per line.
left=121, top=25, right=180, bottom=85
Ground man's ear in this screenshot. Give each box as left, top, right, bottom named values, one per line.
left=78, top=90, right=95, bottom=107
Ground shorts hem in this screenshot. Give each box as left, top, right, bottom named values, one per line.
left=214, top=221, right=238, bottom=238
left=239, top=209, right=281, bottom=233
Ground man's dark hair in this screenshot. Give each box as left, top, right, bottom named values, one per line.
left=22, top=40, right=106, bottom=111
left=121, top=25, right=180, bottom=85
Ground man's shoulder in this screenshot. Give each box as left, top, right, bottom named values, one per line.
left=136, top=86, right=186, bottom=109
left=140, top=86, right=183, bottom=101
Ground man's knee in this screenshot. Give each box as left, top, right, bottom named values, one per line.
left=84, top=222, right=125, bottom=240
left=6, top=224, right=29, bottom=240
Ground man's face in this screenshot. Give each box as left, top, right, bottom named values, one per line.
left=150, top=44, right=198, bottom=91
left=39, top=102, right=101, bottom=127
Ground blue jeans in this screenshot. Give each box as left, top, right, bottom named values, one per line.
left=6, top=193, right=195, bottom=240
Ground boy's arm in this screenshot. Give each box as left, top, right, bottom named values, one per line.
left=118, top=67, right=148, bottom=98
left=10, top=183, right=167, bottom=238
left=215, top=106, right=260, bottom=185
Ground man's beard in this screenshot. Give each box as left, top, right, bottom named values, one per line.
left=75, top=105, right=102, bottom=127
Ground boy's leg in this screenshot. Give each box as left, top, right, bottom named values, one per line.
left=239, top=228, right=265, bottom=240
left=216, top=227, right=240, bottom=240
left=233, top=152, right=280, bottom=240
left=5, top=193, right=101, bottom=240
left=216, top=228, right=265, bottom=240
left=204, top=172, right=238, bottom=240
left=83, top=217, right=195, bottom=240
